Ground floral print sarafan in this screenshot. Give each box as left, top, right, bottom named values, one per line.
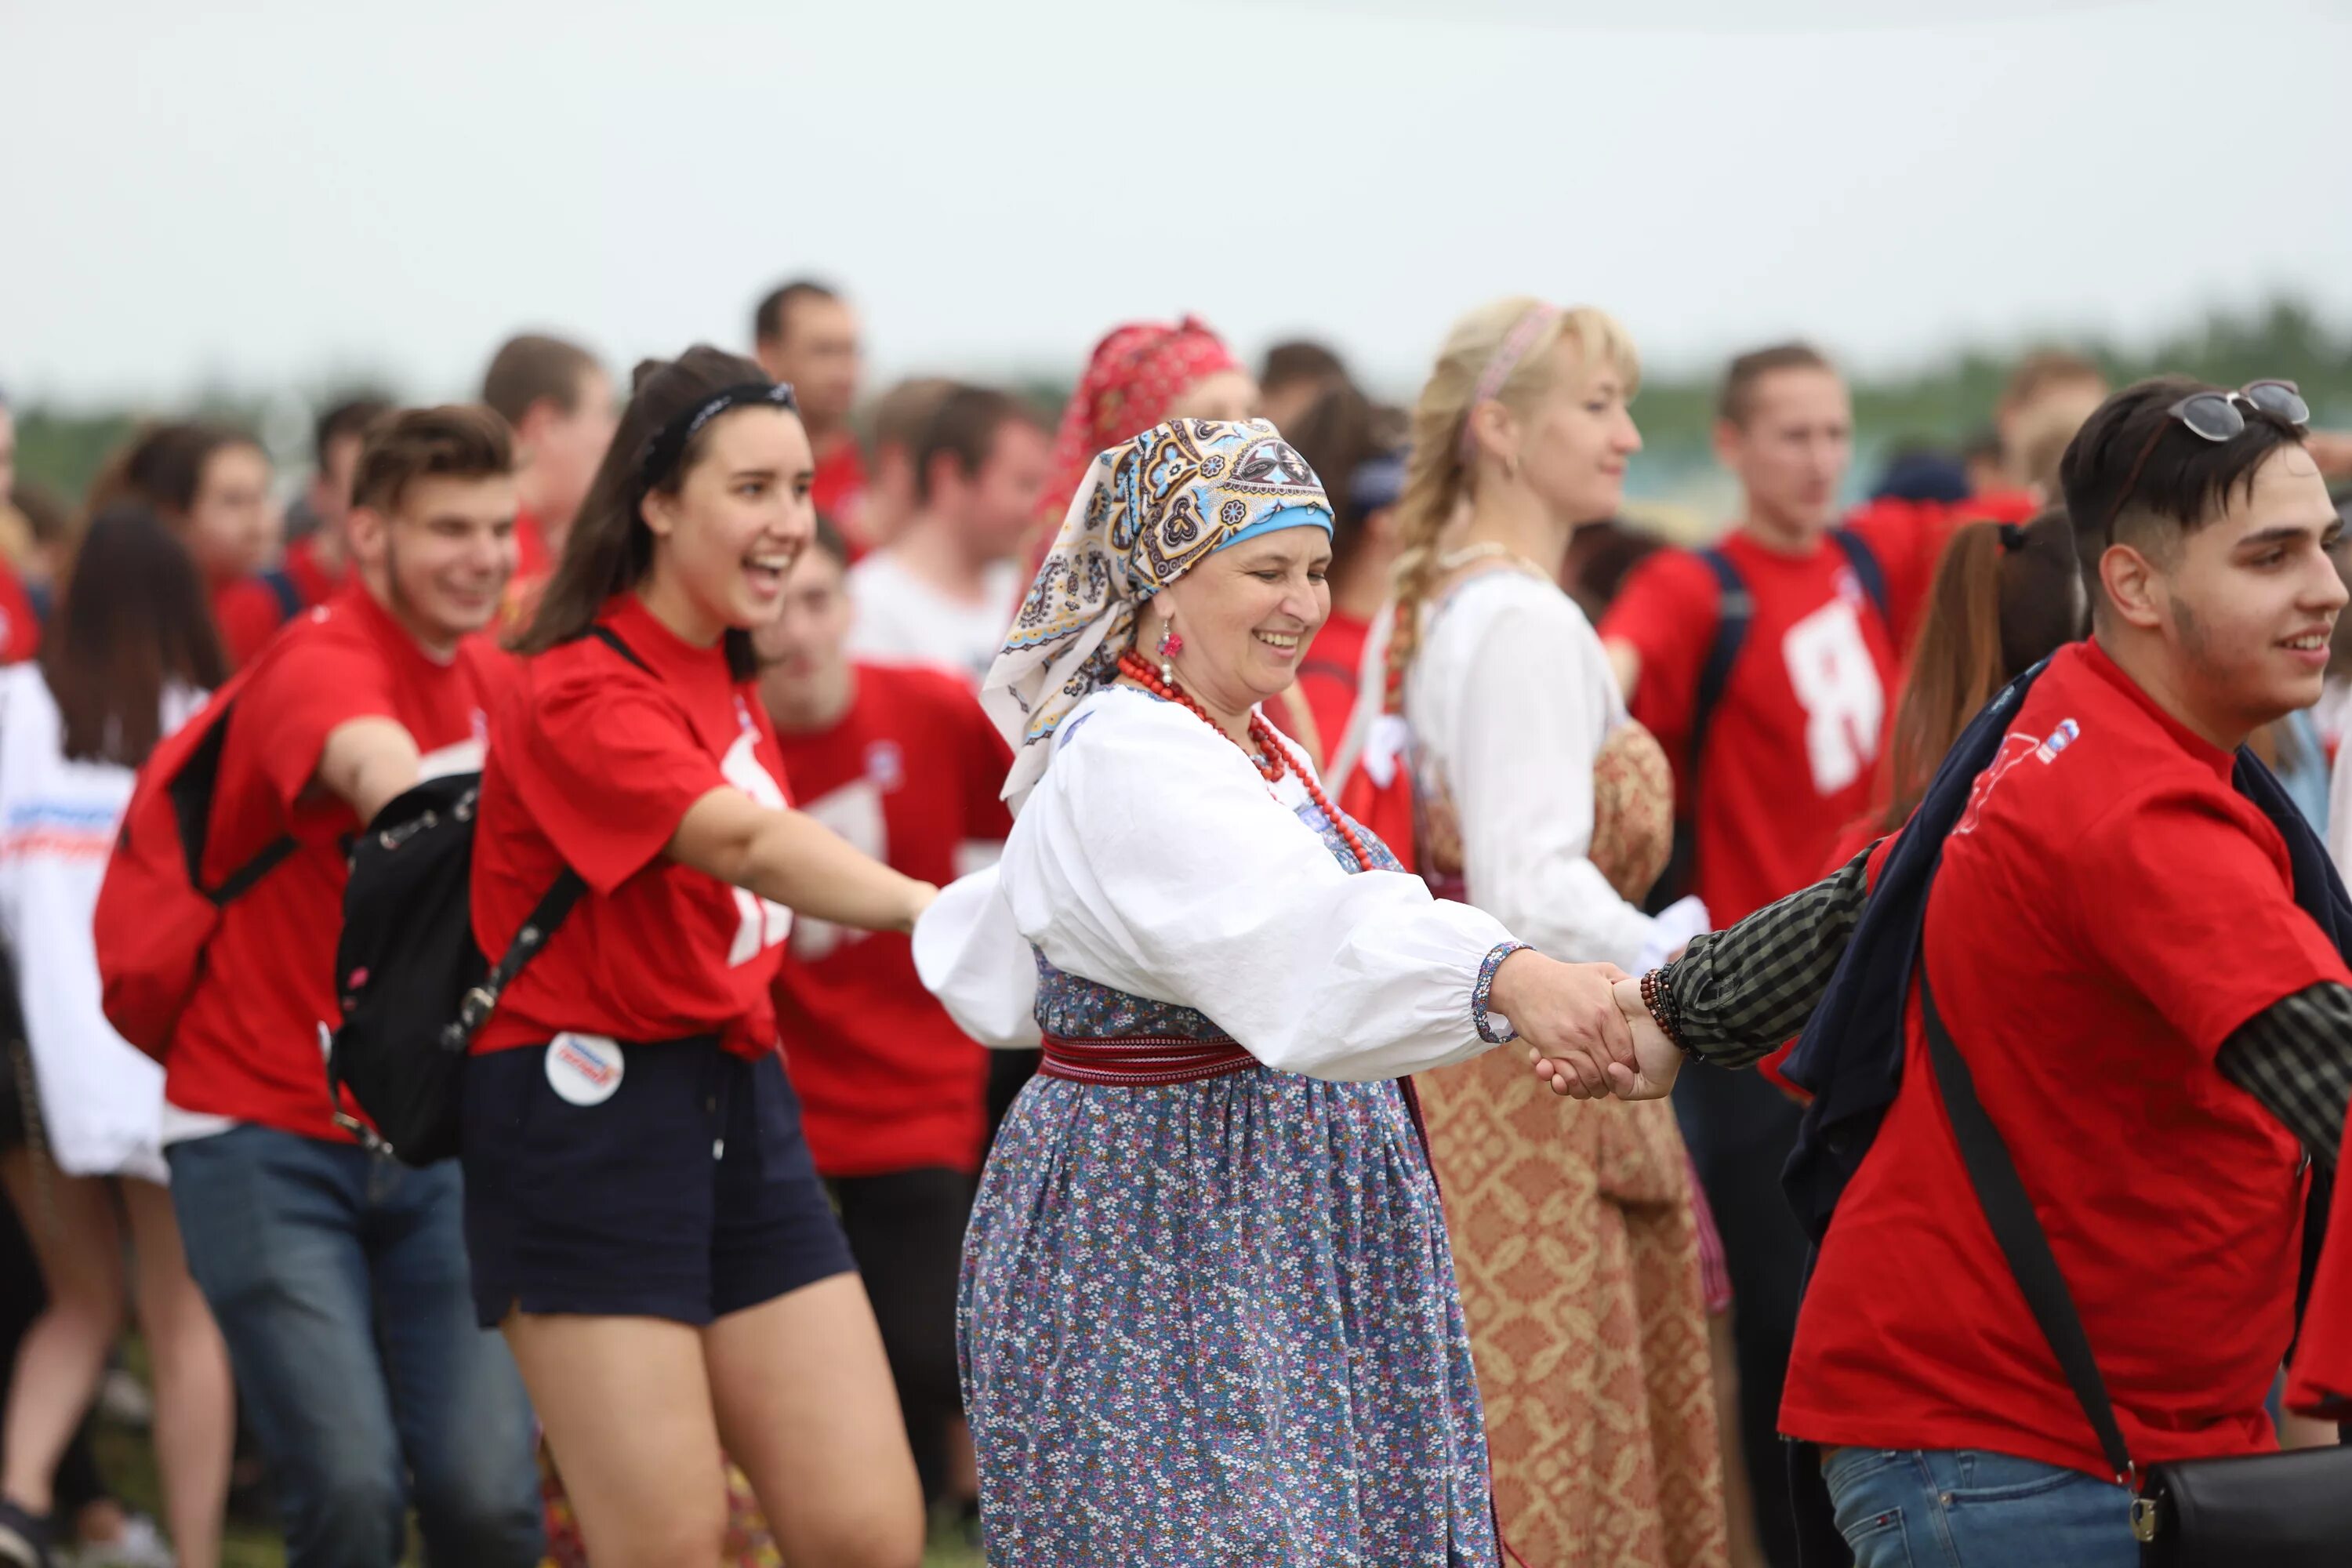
left=957, top=802, right=1499, bottom=1567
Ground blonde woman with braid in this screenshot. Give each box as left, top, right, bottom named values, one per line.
left=1360, top=299, right=1731, bottom=1566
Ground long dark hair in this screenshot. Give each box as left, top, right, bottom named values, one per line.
left=514, top=345, right=778, bottom=679
left=40, top=503, right=227, bottom=767
left=1880, top=509, right=2082, bottom=830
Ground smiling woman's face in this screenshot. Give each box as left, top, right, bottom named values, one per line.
left=1152, top=524, right=1333, bottom=717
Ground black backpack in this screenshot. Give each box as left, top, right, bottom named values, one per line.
left=322, top=627, right=643, bottom=1165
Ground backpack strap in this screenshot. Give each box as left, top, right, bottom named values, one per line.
left=1831, top=529, right=1893, bottom=628
left=259, top=567, right=303, bottom=625
left=1688, top=547, right=1751, bottom=786
left=443, top=625, right=655, bottom=1046
left=587, top=625, right=652, bottom=673
left=165, top=699, right=298, bottom=907
left=1918, top=965, right=2136, bottom=1486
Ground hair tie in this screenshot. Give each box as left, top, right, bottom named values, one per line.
left=1997, top=521, right=2028, bottom=553
left=1457, top=304, right=1563, bottom=464
left=638, top=381, right=797, bottom=492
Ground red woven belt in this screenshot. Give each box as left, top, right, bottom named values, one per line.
left=1037, top=1033, right=1257, bottom=1087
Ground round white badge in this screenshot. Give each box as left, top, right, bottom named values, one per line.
left=544, top=1033, right=624, bottom=1107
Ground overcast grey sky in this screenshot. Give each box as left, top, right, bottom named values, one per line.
left=5, top=0, right=2349, bottom=407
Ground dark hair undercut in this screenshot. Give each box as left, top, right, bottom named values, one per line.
left=2059, top=376, right=2308, bottom=620
left=351, top=405, right=514, bottom=517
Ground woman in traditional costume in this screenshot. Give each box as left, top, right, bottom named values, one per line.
left=916, top=416, right=1639, bottom=1566
left=1358, top=298, right=1732, bottom=1566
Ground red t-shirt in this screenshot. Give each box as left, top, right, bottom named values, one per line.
left=212, top=539, right=345, bottom=669
left=0, top=557, right=38, bottom=664
left=768, top=663, right=1012, bottom=1176
left=812, top=437, right=869, bottom=540
left=1297, top=610, right=1370, bottom=766
left=165, top=588, right=503, bottom=1140
left=472, top=594, right=796, bottom=1059
left=1780, top=640, right=2347, bottom=1477
left=1606, top=521, right=1909, bottom=924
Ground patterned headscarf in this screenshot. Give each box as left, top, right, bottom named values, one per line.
left=985, top=418, right=1331, bottom=809
left=1034, top=318, right=1240, bottom=552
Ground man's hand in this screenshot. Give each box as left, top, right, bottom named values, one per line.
left=1487, top=950, right=1632, bottom=1098
left=1530, top=975, right=1684, bottom=1101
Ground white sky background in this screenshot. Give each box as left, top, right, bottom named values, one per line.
left=4, top=0, right=2350, bottom=408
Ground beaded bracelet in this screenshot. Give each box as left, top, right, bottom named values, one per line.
left=1637, top=967, right=1695, bottom=1058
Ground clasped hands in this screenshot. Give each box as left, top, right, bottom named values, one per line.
left=1485, top=950, right=1682, bottom=1102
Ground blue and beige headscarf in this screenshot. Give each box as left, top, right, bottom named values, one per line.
left=983, top=417, right=1333, bottom=808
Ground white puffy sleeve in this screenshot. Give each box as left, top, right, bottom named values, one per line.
left=984, top=692, right=1523, bottom=1080
left=911, top=865, right=1042, bottom=1048
left=1439, top=587, right=1696, bottom=973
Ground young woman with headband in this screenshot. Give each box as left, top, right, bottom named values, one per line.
left=1365, top=297, right=1731, bottom=1566
left=466, top=346, right=931, bottom=1568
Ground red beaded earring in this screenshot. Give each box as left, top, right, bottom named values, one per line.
left=1157, top=619, right=1183, bottom=683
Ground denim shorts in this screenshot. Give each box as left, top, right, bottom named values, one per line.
left=460, top=1036, right=855, bottom=1327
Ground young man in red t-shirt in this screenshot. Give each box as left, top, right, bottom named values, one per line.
left=1602, top=342, right=1962, bottom=1561
left=159, top=407, right=543, bottom=1568
left=756, top=520, right=1012, bottom=1517
left=753, top=280, right=868, bottom=537
left=1573, top=377, right=2352, bottom=1567
left=480, top=333, right=616, bottom=598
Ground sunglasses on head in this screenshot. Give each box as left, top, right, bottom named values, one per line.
left=2106, top=379, right=2313, bottom=528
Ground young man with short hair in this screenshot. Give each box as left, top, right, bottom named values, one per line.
left=847, top=385, right=1049, bottom=688
left=753, top=279, right=866, bottom=529
left=1602, top=341, right=1976, bottom=1564
left=160, top=406, right=543, bottom=1568
left=857, top=376, right=959, bottom=557
left=479, top=332, right=615, bottom=586
left=758, top=521, right=1011, bottom=1526
left=1583, top=376, right=2352, bottom=1567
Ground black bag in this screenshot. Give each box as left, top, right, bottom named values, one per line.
left=1918, top=967, right=2352, bottom=1567
left=323, top=627, right=641, bottom=1166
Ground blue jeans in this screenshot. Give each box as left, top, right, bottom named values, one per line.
left=169, top=1126, right=543, bottom=1568
left=1821, top=1446, right=2136, bottom=1568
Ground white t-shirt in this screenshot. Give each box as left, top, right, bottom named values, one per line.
left=848, top=552, right=1023, bottom=690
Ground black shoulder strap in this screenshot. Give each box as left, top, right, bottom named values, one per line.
left=1689, top=547, right=1751, bottom=788
left=588, top=625, right=652, bottom=673
left=260, top=567, right=303, bottom=625
left=1918, top=966, right=2136, bottom=1483
left=1831, top=528, right=1893, bottom=629
left=441, top=624, right=647, bottom=1047
left=166, top=696, right=298, bottom=908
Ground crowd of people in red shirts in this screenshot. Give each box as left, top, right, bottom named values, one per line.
left=0, top=278, right=2349, bottom=1568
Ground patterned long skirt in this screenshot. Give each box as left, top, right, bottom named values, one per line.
left=1421, top=1048, right=1728, bottom=1567
left=960, top=1069, right=1498, bottom=1566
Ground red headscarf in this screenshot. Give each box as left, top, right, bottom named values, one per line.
left=1030, top=318, right=1239, bottom=571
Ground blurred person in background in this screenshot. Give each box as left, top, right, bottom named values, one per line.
left=848, top=386, right=1050, bottom=688
left=0, top=506, right=238, bottom=1568
left=1958, top=429, right=2005, bottom=499
left=210, top=398, right=390, bottom=659
left=855, top=377, right=958, bottom=557
left=1990, top=350, right=2109, bottom=498
left=753, top=279, right=866, bottom=534
left=1370, top=296, right=1728, bottom=1567
left=1601, top=342, right=1971, bottom=1565
left=5, top=480, right=77, bottom=622
left=1256, top=339, right=1351, bottom=435
left=760, top=520, right=1012, bottom=1537
left=1282, top=381, right=1403, bottom=752
left=480, top=333, right=616, bottom=595
left=107, top=424, right=279, bottom=668
left=1028, top=316, right=1256, bottom=576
